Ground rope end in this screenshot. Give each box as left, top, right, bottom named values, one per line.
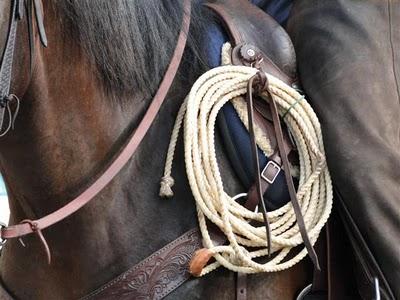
left=159, top=176, right=175, bottom=198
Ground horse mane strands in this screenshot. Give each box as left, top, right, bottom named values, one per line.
left=52, top=0, right=210, bottom=100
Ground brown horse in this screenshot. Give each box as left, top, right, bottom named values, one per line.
left=0, top=1, right=316, bottom=299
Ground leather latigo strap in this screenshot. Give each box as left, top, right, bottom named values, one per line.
left=0, top=0, right=191, bottom=241
left=245, top=74, right=273, bottom=255
left=263, top=75, right=320, bottom=268
left=82, top=229, right=202, bottom=300
left=236, top=273, right=247, bottom=300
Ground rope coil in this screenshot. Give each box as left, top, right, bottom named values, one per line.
left=160, top=45, right=333, bottom=275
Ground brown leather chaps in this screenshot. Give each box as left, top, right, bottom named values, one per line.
left=287, top=1, right=400, bottom=299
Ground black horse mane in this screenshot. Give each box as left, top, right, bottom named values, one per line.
left=53, top=0, right=211, bottom=99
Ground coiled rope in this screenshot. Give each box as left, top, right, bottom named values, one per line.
left=160, top=44, right=333, bottom=275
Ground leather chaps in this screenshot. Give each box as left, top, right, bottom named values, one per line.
left=287, top=1, right=400, bottom=299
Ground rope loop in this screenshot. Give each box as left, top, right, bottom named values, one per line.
left=160, top=44, right=333, bottom=275
left=250, top=71, right=268, bottom=94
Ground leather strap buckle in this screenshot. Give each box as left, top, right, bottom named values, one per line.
left=261, top=160, right=281, bottom=184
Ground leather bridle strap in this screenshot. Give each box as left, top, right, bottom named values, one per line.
left=0, top=0, right=191, bottom=241
left=27, top=0, right=48, bottom=72
left=0, top=0, right=20, bottom=129
left=0, top=0, right=47, bottom=133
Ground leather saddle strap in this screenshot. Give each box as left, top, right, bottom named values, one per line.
left=264, top=73, right=320, bottom=270
left=245, top=73, right=273, bottom=255
left=236, top=272, right=247, bottom=300
left=0, top=0, right=191, bottom=240
left=303, top=224, right=330, bottom=300
left=243, top=72, right=319, bottom=269
left=81, top=228, right=202, bottom=300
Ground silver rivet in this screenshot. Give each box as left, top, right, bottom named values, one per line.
left=246, top=49, right=256, bottom=57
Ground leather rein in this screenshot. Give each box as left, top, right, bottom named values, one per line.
left=0, top=0, right=192, bottom=257
left=0, top=0, right=47, bottom=138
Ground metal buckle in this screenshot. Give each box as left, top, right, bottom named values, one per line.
left=261, top=160, right=281, bottom=184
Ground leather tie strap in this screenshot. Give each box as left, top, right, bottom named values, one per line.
left=262, top=72, right=320, bottom=270
left=245, top=73, right=273, bottom=257
left=245, top=71, right=320, bottom=269
left=0, top=0, right=191, bottom=242
left=236, top=273, right=247, bottom=300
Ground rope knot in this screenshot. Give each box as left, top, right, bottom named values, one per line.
left=159, top=176, right=175, bottom=198
left=252, top=71, right=268, bottom=95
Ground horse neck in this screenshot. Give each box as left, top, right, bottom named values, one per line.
left=0, top=10, right=198, bottom=299
left=0, top=5, right=312, bottom=299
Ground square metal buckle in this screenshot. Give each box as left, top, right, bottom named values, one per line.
left=261, top=160, right=281, bottom=184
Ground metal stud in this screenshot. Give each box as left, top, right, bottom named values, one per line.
left=246, top=48, right=256, bottom=57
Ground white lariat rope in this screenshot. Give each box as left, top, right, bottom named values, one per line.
left=160, top=43, right=333, bottom=275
